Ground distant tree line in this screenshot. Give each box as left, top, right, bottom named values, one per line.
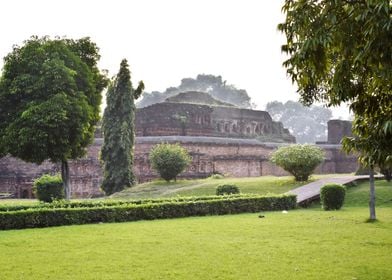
left=137, top=74, right=253, bottom=108
left=266, top=101, right=332, bottom=144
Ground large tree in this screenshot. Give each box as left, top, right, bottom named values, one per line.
left=266, top=100, right=332, bottom=143
left=0, top=36, right=108, bottom=199
left=279, top=0, right=392, bottom=220
left=101, top=59, right=144, bottom=195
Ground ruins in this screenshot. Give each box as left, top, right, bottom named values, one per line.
left=0, top=92, right=358, bottom=198
left=136, top=91, right=295, bottom=142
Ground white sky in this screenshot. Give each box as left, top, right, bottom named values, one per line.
left=0, top=0, right=350, bottom=118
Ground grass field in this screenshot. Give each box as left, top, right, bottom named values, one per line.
left=0, top=179, right=391, bottom=279
left=111, top=175, right=339, bottom=199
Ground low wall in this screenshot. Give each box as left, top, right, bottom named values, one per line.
left=0, top=136, right=359, bottom=198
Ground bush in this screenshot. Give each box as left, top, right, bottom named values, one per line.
left=0, top=194, right=297, bottom=230
left=0, top=194, right=253, bottom=212
left=320, top=183, right=346, bottom=210
left=149, top=143, right=191, bottom=181
left=33, top=174, right=64, bottom=202
left=216, top=184, right=240, bottom=195
left=270, top=144, right=325, bottom=181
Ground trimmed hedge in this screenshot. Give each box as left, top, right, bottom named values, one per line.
left=0, top=194, right=296, bottom=230
left=320, top=184, right=346, bottom=210
left=216, top=184, right=240, bottom=195
left=0, top=194, right=258, bottom=212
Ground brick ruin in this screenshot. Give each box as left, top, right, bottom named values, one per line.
left=136, top=92, right=295, bottom=143
left=0, top=92, right=358, bottom=198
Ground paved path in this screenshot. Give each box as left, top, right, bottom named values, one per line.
left=287, top=175, right=370, bottom=204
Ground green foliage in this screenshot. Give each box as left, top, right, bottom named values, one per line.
left=266, top=101, right=332, bottom=143
left=33, top=174, right=64, bottom=203
left=1, top=180, right=392, bottom=278
left=0, top=36, right=108, bottom=198
left=149, top=143, right=191, bottom=182
left=320, top=184, right=346, bottom=211
left=0, top=194, right=297, bottom=230
left=216, top=184, right=240, bottom=195
left=279, top=0, right=392, bottom=170
left=270, top=144, right=325, bottom=181
left=0, top=36, right=107, bottom=163
left=0, top=194, right=254, bottom=212
left=101, top=59, right=144, bottom=195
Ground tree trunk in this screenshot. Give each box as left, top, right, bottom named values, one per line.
left=61, top=160, right=71, bottom=200
left=369, top=167, right=376, bottom=221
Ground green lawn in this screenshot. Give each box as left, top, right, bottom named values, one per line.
left=111, top=175, right=332, bottom=199
left=0, top=179, right=391, bottom=279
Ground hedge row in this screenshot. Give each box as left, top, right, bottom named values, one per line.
left=0, top=194, right=296, bottom=230
left=0, top=194, right=256, bottom=212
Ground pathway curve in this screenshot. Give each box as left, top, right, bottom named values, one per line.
left=287, top=175, right=370, bottom=204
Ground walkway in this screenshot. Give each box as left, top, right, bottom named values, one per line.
left=287, top=175, right=370, bottom=205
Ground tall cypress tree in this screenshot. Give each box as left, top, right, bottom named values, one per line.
left=101, top=59, right=144, bottom=195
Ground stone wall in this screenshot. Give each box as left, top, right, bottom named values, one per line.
left=327, top=119, right=353, bottom=144
left=0, top=136, right=358, bottom=198
left=135, top=102, right=295, bottom=142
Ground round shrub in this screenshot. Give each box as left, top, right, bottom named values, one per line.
left=33, top=174, right=64, bottom=202
left=149, top=143, right=191, bottom=182
left=270, top=144, right=325, bottom=181
left=320, top=183, right=346, bottom=210
left=216, top=184, right=240, bottom=195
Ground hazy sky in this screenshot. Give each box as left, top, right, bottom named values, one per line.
left=0, top=0, right=350, bottom=118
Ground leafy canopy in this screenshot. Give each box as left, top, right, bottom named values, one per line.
left=0, top=36, right=108, bottom=163
left=149, top=143, right=191, bottom=182
left=101, top=59, right=144, bottom=195
left=270, top=144, right=325, bottom=181
left=278, top=0, right=392, bottom=168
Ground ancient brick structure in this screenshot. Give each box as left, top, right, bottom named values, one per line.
left=327, top=120, right=353, bottom=144
left=0, top=90, right=357, bottom=199
left=136, top=92, right=295, bottom=143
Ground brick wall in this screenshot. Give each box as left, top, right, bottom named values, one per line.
left=0, top=137, right=358, bottom=198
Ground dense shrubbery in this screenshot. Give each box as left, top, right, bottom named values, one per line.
left=149, top=143, right=191, bottom=181
left=0, top=194, right=296, bottom=230
left=0, top=194, right=253, bottom=212
left=270, top=144, right=325, bottom=181
left=33, top=174, right=64, bottom=202
left=216, top=184, right=240, bottom=195
left=320, top=184, right=346, bottom=210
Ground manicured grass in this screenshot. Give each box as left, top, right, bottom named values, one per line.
left=0, top=180, right=391, bottom=279
left=1, top=209, right=391, bottom=279
left=345, top=179, right=392, bottom=207
left=0, top=199, right=37, bottom=205
left=112, top=175, right=322, bottom=199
